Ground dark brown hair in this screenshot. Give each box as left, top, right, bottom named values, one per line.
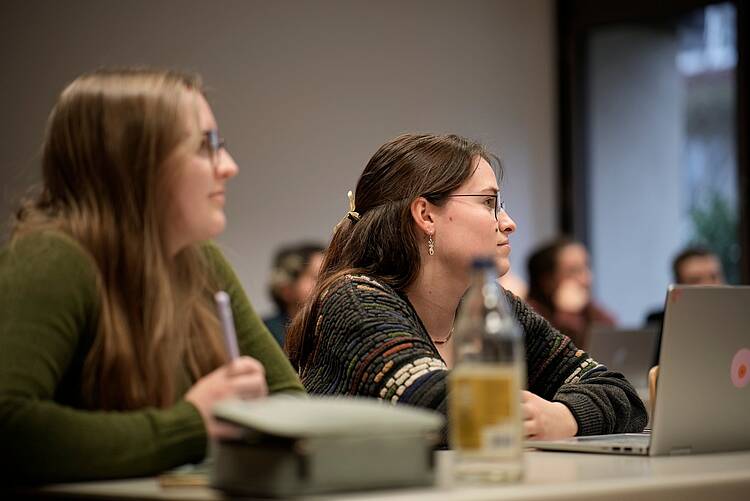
left=285, top=133, right=498, bottom=370
left=672, top=245, right=717, bottom=282
left=526, top=236, right=576, bottom=310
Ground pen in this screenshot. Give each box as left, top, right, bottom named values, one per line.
left=214, top=291, right=240, bottom=360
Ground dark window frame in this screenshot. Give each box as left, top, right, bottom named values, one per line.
left=556, top=0, right=749, bottom=282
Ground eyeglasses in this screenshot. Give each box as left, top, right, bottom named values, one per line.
left=445, top=193, right=506, bottom=220
left=200, top=129, right=226, bottom=167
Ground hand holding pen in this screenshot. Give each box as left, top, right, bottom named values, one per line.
left=184, top=290, right=268, bottom=439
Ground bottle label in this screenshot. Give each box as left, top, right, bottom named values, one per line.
left=449, top=365, right=521, bottom=455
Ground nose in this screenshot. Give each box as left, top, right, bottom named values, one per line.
left=215, top=149, right=239, bottom=180
left=497, top=209, right=516, bottom=235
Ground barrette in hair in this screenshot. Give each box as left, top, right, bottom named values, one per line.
left=333, top=190, right=360, bottom=233
left=346, top=190, right=360, bottom=222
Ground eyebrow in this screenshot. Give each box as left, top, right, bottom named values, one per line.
left=476, top=186, right=499, bottom=194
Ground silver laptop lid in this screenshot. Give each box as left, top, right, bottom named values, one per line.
left=650, top=285, right=750, bottom=456
left=587, top=327, right=659, bottom=391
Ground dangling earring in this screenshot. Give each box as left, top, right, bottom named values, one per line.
left=428, top=234, right=435, bottom=256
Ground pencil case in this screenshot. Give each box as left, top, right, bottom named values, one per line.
left=210, top=395, right=443, bottom=497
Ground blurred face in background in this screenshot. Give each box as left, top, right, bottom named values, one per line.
left=555, top=243, right=592, bottom=292
left=677, top=255, right=724, bottom=285
left=291, top=252, right=324, bottom=307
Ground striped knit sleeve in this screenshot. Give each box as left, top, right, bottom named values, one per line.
left=504, top=289, right=648, bottom=436
left=301, top=276, right=449, bottom=415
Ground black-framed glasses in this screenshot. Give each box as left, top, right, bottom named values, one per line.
left=445, top=193, right=506, bottom=220
left=201, top=129, right=226, bottom=167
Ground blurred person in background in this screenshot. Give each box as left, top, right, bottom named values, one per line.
left=645, top=246, right=725, bottom=365
left=264, top=242, right=325, bottom=346
left=526, top=237, right=616, bottom=351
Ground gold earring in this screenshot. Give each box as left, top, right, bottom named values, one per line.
left=428, top=234, right=435, bottom=256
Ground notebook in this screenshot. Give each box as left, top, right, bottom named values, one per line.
left=532, top=285, right=750, bottom=456
left=586, top=327, right=659, bottom=392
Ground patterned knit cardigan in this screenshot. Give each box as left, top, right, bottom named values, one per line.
left=300, top=275, right=648, bottom=437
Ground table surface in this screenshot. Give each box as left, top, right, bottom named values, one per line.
left=18, top=448, right=750, bottom=501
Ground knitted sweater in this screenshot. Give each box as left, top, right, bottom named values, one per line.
left=0, top=231, right=304, bottom=484
left=525, top=297, right=616, bottom=351
left=301, top=275, right=647, bottom=438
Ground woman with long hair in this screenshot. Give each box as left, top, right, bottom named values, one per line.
left=287, top=133, right=646, bottom=442
left=526, top=237, right=616, bottom=351
left=0, top=68, right=303, bottom=483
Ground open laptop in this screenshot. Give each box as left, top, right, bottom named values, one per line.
left=532, top=285, right=750, bottom=456
left=587, top=327, right=659, bottom=393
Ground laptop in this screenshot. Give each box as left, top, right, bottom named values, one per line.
left=532, top=285, right=750, bottom=456
left=586, top=327, right=659, bottom=393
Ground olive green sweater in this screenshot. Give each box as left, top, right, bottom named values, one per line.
left=0, top=231, right=304, bottom=484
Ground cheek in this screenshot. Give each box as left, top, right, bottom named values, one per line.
left=170, top=182, right=199, bottom=226
left=441, top=213, right=497, bottom=254
left=163, top=184, right=189, bottom=231
left=166, top=173, right=220, bottom=236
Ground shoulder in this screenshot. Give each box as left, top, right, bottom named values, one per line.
left=317, top=274, right=419, bottom=333
left=503, top=288, right=570, bottom=349
left=6, top=229, right=89, bottom=259
left=1, top=230, right=99, bottom=328
left=331, top=274, right=394, bottom=295
left=503, top=288, right=542, bottom=324
left=2, top=230, right=97, bottom=286
left=322, top=274, right=410, bottom=314
left=198, top=240, right=229, bottom=273
left=197, top=241, right=243, bottom=291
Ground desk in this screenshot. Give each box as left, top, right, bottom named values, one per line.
left=18, top=449, right=750, bottom=500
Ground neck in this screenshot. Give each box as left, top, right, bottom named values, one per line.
left=405, top=259, right=468, bottom=343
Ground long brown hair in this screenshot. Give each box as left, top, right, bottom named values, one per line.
left=526, top=237, right=576, bottom=311
left=13, top=68, right=228, bottom=410
left=285, top=133, right=499, bottom=371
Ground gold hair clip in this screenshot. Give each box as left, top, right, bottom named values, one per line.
left=346, top=190, right=360, bottom=222
left=333, top=190, right=360, bottom=233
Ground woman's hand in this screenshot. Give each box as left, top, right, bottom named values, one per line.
left=185, top=356, right=268, bottom=439
left=522, top=390, right=578, bottom=440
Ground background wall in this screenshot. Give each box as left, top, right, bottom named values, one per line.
left=0, top=0, right=557, bottom=316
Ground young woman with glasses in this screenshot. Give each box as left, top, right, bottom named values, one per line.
left=0, top=68, right=304, bottom=483
left=286, top=133, right=646, bottom=444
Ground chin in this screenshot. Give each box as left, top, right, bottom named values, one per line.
left=495, top=257, right=510, bottom=277
left=209, top=214, right=227, bottom=237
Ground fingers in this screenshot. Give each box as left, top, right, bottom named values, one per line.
left=523, top=419, right=538, bottom=440
left=229, top=372, right=269, bottom=399
left=522, top=391, right=541, bottom=439
left=227, top=356, right=265, bottom=377
left=520, top=392, right=579, bottom=440
left=223, top=357, right=268, bottom=399
left=210, top=421, right=245, bottom=441
left=521, top=391, right=537, bottom=419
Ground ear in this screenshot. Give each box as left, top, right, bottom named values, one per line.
left=410, top=196, right=436, bottom=235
